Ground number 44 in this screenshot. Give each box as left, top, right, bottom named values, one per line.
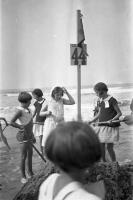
left=72, top=48, right=86, bottom=60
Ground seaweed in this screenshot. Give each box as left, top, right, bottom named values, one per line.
left=13, top=161, right=133, bottom=200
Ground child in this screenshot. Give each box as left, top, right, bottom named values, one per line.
left=40, top=86, right=75, bottom=151
left=38, top=121, right=102, bottom=200
left=32, top=88, right=46, bottom=154
left=10, top=91, right=35, bottom=184
left=89, top=82, right=122, bottom=162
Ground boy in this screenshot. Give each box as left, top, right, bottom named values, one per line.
left=10, top=91, right=35, bottom=184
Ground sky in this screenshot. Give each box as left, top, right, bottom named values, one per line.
left=1, top=0, right=133, bottom=90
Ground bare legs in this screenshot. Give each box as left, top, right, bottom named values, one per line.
left=107, top=143, right=116, bottom=161
left=20, top=142, right=33, bottom=179
left=101, top=143, right=116, bottom=162
left=39, top=135, right=43, bottom=154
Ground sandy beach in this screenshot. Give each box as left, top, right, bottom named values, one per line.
left=0, top=116, right=133, bottom=200
left=0, top=126, right=46, bottom=200
left=1, top=0, right=133, bottom=198
left=0, top=89, right=133, bottom=200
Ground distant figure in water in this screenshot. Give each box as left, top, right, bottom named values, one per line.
left=10, top=91, right=35, bottom=184
left=40, top=86, right=75, bottom=156
left=89, top=82, right=122, bottom=162
left=38, top=121, right=103, bottom=200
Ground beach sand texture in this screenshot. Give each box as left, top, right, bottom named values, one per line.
left=0, top=86, right=133, bottom=200
left=0, top=127, right=46, bottom=200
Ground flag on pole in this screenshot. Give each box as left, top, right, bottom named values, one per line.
left=77, top=10, right=88, bottom=56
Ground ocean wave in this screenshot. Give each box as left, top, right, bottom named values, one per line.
left=1, top=86, right=133, bottom=97
left=81, top=87, right=133, bottom=95
left=118, top=100, right=131, bottom=106
left=0, top=99, right=131, bottom=112
left=68, top=87, right=133, bottom=96
left=4, top=93, right=19, bottom=97
left=0, top=98, right=131, bottom=121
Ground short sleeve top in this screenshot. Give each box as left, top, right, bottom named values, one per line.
left=38, top=173, right=101, bottom=200
left=98, top=96, right=119, bottom=123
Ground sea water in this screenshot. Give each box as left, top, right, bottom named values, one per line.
left=0, top=84, right=133, bottom=121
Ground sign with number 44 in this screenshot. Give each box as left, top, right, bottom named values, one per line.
left=70, top=44, right=87, bottom=65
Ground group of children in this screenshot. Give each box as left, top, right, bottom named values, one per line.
left=10, top=86, right=75, bottom=184
left=9, top=82, right=130, bottom=199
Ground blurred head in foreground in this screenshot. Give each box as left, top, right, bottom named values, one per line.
left=45, top=121, right=101, bottom=173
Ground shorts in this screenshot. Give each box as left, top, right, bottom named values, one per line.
left=33, top=124, right=44, bottom=137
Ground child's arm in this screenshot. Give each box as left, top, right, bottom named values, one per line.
left=62, top=87, right=75, bottom=105
left=39, top=103, right=51, bottom=117
left=110, top=103, right=122, bottom=122
left=10, top=110, right=24, bottom=129
left=88, top=110, right=101, bottom=124
left=32, top=106, right=37, bottom=119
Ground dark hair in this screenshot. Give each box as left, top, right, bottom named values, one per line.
left=45, top=121, right=101, bottom=172
left=94, top=82, right=108, bottom=94
left=51, top=87, right=63, bottom=99
left=32, top=88, right=43, bottom=97
left=18, top=91, right=32, bottom=103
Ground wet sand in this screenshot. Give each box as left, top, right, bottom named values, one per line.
left=0, top=127, right=46, bottom=200
left=0, top=121, right=133, bottom=200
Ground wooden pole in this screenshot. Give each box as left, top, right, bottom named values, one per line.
left=77, top=10, right=82, bottom=121
left=31, top=143, right=46, bottom=163
left=77, top=64, right=82, bottom=121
